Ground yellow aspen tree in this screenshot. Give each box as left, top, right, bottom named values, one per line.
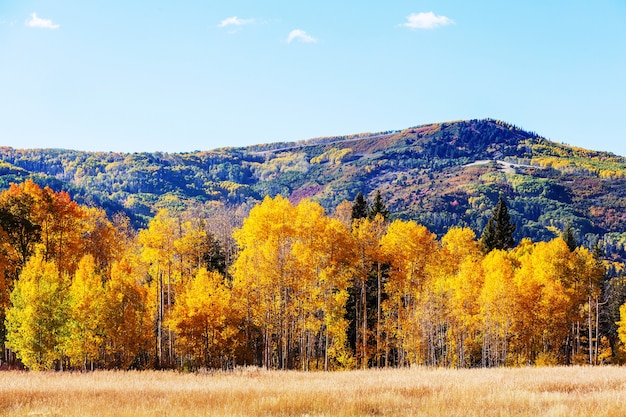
left=617, top=303, right=626, bottom=350
left=65, top=254, right=104, bottom=370
left=138, top=209, right=179, bottom=368
left=440, top=227, right=481, bottom=268
left=333, top=200, right=354, bottom=228
left=510, top=239, right=546, bottom=364
left=425, top=236, right=476, bottom=368
left=82, top=207, right=127, bottom=275
left=441, top=227, right=483, bottom=367
left=232, top=197, right=355, bottom=370
left=291, top=199, right=356, bottom=370
left=380, top=219, right=437, bottom=366
left=173, top=219, right=208, bottom=282
left=532, top=239, right=581, bottom=364
left=512, top=238, right=584, bottom=365
left=170, top=268, right=242, bottom=369
left=317, top=218, right=356, bottom=370
left=480, top=249, right=516, bottom=367
left=231, top=195, right=296, bottom=369
left=5, top=250, right=69, bottom=370
left=572, top=246, right=605, bottom=364
left=450, top=254, right=485, bottom=367
left=417, top=240, right=447, bottom=367
left=102, top=255, right=152, bottom=369
left=290, top=200, right=326, bottom=370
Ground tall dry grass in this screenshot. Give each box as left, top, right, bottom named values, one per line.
left=1, top=366, right=626, bottom=416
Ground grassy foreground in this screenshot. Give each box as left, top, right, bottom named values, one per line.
left=1, top=366, right=626, bottom=416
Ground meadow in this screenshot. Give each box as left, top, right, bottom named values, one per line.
left=1, top=366, right=626, bottom=416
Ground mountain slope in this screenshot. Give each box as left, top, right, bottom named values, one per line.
left=1, top=119, right=625, bottom=262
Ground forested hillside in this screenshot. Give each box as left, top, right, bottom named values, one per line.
left=0, top=119, right=625, bottom=263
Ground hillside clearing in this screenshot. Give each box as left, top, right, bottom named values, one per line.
left=2, top=366, right=626, bottom=416
left=463, top=159, right=539, bottom=173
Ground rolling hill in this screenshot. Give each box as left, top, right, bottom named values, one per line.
left=1, top=118, right=625, bottom=263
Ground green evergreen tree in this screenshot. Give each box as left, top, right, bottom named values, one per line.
left=351, top=192, right=368, bottom=220
left=562, top=223, right=577, bottom=252
left=592, top=240, right=604, bottom=261
left=202, top=232, right=227, bottom=275
left=480, top=195, right=516, bottom=252
left=368, top=190, right=390, bottom=221
left=346, top=191, right=367, bottom=357
left=480, top=218, right=497, bottom=252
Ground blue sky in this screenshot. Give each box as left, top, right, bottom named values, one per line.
left=1, top=1, right=625, bottom=156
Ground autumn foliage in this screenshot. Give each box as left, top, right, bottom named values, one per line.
left=0, top=180, right=624, bottom=370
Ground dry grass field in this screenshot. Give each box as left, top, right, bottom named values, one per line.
left=1, top=366, right=626, bottom=416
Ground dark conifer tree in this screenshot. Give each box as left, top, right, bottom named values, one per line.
left=480, top=218, right=497, bottom=252
left=592, top=240, right=604, bottom=262
left=480, top=195, right=516, bottom=251
left=347, top=191, right=367, bottom=357
left=202, top=232, right=227, bottom=275
left=368, top=190, right=390, bottom=221
left=562, top=223, right=577, bottom=252
left=351, top=192, right=368, bottom=220
left=348, top=190, right=391, bottom=366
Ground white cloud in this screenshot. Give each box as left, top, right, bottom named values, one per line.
left=402, top=12, right=454, bottom=30
left=217, top=16, right=255, bottom=28
left=287, top=29, right=317, bottom=44
left=26, top=12, right=60, bottom=30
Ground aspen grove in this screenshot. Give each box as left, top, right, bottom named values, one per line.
left=1, top=180, right=622, bottom=371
